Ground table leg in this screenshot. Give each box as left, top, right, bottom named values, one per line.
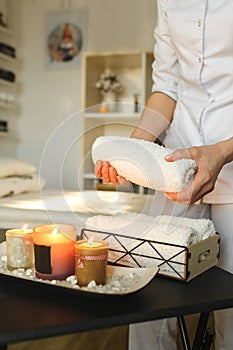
left=177, top=316, right=191, bottom=350
left=192, top=312, right=210, bottom=350
left=201, top=327, right=215, bottom=350
left=178, top=312, right=214, bottom=350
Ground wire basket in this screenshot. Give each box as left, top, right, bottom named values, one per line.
left=81, top=228, right=220, bottom=282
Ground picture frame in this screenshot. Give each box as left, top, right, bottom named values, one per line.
left=46, top=9, right=85, bottom=68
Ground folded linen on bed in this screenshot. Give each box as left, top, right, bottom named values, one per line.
left=0, top=157, right=36, bottom=178
left=92, top=136, right=197, bottom=192
left=0, top=174, right=45, bottom=198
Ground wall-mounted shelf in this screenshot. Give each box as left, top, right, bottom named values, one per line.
left=0, top=77, right=16, bottom=87
left=0, top=11, right=18, bottom=140
left=80, top=51, right=154, bottom=191
left=83, top=112, right=141, bottom=124
left=0, top=25, right=11, bottom=36
left=0, top=100, right=16, bottom=110
left=0, top=52, right=15, bottom=62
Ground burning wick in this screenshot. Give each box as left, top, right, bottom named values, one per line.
left=21, top=224, right=28, bottom=233
left=88, top=236, right=94, bottom=245
left=52, top=227, right=58, bottom=235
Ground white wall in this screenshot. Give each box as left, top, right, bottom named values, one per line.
left=13, top=0, right=157, bottom=189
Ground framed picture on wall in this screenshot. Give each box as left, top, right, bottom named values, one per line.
left=46, top=9, right=85, bottom=68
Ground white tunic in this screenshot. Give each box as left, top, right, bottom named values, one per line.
left=152, top=0, right=233, bottom=203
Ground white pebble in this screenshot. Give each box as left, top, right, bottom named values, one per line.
left=51, top=280, right=57, bottom=284
left=87, top=280, right=96, bottom=288
left=112, top=280, right=121, bottom=287
left=66, top=275, right=76, bottom=282
left=25, top=269, right=33, bottom=277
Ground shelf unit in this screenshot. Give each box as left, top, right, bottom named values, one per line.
left=80, top=51, right=154, bottom=191
left=0, top=23, right=18, bottom=138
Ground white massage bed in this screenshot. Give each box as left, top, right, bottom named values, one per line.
left=0, top=189, right=154, bottom=235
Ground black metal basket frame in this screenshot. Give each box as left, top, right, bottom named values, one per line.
left=81, top=228, right=190, bottom=281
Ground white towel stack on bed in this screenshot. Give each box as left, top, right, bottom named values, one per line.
left=85, top=213, right=216, bottom=273
left=0, top=157, right=45, bottom=198
left=92, top=136, right=197, bottom=192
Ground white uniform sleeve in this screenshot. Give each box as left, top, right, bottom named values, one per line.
left=152, top=0, right=179, bottom=101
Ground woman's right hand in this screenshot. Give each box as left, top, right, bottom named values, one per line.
left=94, top=160, right=128, bottom=186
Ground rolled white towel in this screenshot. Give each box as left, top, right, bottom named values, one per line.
left=92, top=136, right=197, bottom=192
left=85, top=212, right=213, bottom=247
left=155, top=215, right=216, bottom=240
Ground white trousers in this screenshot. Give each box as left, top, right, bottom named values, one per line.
left=129, top=193, right=233, bottom=350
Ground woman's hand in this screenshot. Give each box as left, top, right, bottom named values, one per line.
left=94, top=160, right=128, bottom=186
left=164, top=143, right=228, bottom=204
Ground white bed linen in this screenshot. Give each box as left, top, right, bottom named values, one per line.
left=0, top=189, right=154, bottom=234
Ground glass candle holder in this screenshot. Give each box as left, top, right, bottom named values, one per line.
left=33, top=224, right=76, bottom=280
left=75, top=239, right=109, bottom=286
left=6, top=228, right=34, bottom=270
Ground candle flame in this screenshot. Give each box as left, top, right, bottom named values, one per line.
left=88, top=236, right=94, bottom=245
left=52, top=227, right=58, bottom=235
left=21, top=224, right=28, bottom=232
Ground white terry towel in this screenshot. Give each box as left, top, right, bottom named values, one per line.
left=85, top=212, right=215, bottom=246
left=92, top=136, right=197, bottom=192
left=155, top=215, right=216, bottom=240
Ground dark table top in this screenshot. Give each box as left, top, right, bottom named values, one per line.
left=1, top=266, right=233, bottom=346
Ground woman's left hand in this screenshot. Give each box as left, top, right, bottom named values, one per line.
left=164, top=143, right=226, bottom=204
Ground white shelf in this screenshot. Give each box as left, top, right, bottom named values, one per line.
left=83, top=172, right=96, bottom=180
left=0, top=7, right=18, bottom=144
left=0, top=52, right=16, bottom=62
left=0, top=131, right=16, bottom=138
left=0, top=78, right=16, bottom=87
left=0, top=131, right=8, bottom=137
left=83, top=112, right=140, bottom=122
left=0, top=25, right=11, bottom=36
left=0, top=132, right=18, bottom=140
left=0, top=100, right=16, bottom=110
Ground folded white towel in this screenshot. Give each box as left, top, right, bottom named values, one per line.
left=92, top=136, right=197, bottom=192
left=85, top=213, right=215, bottom=246
left=155, top=215, right=216, bottom=240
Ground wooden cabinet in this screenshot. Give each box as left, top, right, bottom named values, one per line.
left=80, top=51, right=154, bottom=191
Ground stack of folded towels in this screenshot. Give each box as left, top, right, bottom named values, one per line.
left=85, top=213, right=216, bottom=246
left=0, top=157, right=45, bottom=198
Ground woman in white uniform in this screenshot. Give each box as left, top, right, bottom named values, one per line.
left=95, top=1, right=233, bottom=348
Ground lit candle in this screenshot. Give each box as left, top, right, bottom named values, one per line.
left=75, top=238, right=109, bottom=286
left=33, top=224, right=76, bottom=280
left=6, top=225, right=34, bottom=270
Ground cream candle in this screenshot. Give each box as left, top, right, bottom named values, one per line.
left=6, top=225, right=34, bottom=270
left=75, top=239, right=109, bottom=286
left=33, top=224, right=76, bottom=280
